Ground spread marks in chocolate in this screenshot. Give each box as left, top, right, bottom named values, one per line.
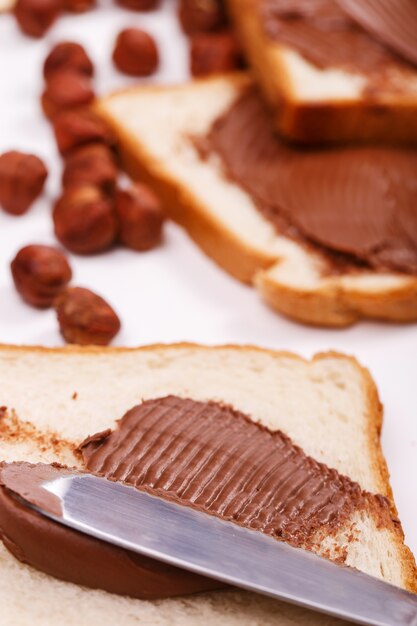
left=204, top=88, right=417, bottom=275
left=79, top=395, right=389, bottom=546
left=261, top=0, right=416, bottom=87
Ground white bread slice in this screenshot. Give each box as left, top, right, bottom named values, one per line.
left=227, top=0, right=417, bottom=145
left=96, top=75, right=417, bottom=328
left=0, top=343, right=416, bottom=626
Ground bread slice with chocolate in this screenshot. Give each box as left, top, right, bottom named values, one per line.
left=0, top=343, right=416, bottom=626
left=227, top=0, right=417, bottom=145
left=96, top=74, right=417, bottom=327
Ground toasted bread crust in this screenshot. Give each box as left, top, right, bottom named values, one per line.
left=228, top=0, right=417, bottom=146
left=96, top=80, right=417, bottom=327
left=256, top=269, right=417, bottom=328
left=0, top=342, right=416, bottom=592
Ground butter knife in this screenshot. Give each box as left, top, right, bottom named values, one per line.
left=18, top=472, right=417, bottom=626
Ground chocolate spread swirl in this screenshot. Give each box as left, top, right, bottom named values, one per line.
left=205, top=88, right=417, bottom=275
left=260, top=0, right=417, bottom=94
left=337, top=0, right=417, bottom=67
left=80, top=396, right=368, bottom=541
left=0, top=396, right=393, bottom=599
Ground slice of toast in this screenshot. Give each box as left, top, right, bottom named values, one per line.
left=0, top=343, right=416, bottom=626
left=96, top=75, right=417, bottom=328
left=227, top=0, right=417, bottom=145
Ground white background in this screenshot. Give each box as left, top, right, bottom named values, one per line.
left=0, top=0, right=416, bottom=559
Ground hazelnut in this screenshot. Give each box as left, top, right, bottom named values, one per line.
left=113, top=28, right=159, bottom=77
left=190, top=32, right=242, bottom=76
left=115, top=182, right=164, bottom=251
left=115, top=0, right=159, bottom=10
left=14, top=0, right=62, bottom=37
left=43, top=42, right=94, bottom=80
left=42, top=71, right=95, bottom=120
left=11, top=245, right=72, bottom=308
left=178, top=0, right=226, bottom=35
left=54, top=286, right=121, bottom=345
left=53, top=108, right=115, bottom=155
left=53, top=185, right=118, bottom=254
left=64, top=0, right=95, bottom=12
left=63, top=144, right=118, bottom=193
left=0, top=151, right=48, bottom=216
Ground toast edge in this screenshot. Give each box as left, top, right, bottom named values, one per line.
left=228, top=0, right=417, bottom=146
left=96, top=82, right=417, bottom=328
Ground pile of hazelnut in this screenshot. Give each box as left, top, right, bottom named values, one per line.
left=1, top=40, right=165, bottom=345
left=11, top=246, right=121, bottom=345
left=2, top=0, right=243, bottom=346
left=13, top=0, right=243, bottom=77
left=14, top=0, right=160, bottom=38
left=179, top=0, right=244, bottom=77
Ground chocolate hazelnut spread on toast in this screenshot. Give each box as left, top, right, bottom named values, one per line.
left=0, top=396, right=395, bottom=599
left=204, top=88, right=417, bottom=275
left=261, top=0, right=417, bottom=77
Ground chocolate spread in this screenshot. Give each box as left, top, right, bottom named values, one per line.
left=0, top=461, right=217, bottom=599
left=337, top=0, right=417, bottom=67
left=261, top=0, right=417, bottom=78
left=0, top=396, right=393, bottom=599
left=205, top=88, right=417, bottom=275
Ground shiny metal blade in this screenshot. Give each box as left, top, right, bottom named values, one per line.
left=23, top=473, right=417, bottom=626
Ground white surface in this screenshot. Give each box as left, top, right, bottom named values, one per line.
left=0, top=0, right=416, bottom=564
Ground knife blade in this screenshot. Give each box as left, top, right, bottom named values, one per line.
left=19, top=472, right=417, bottom=626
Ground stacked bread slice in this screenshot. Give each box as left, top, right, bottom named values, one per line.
left=97, top=75, right=417, bottom=327
left=0, top=344, right=416, bottom=626
left=227, top=0, right=417, bottom=145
